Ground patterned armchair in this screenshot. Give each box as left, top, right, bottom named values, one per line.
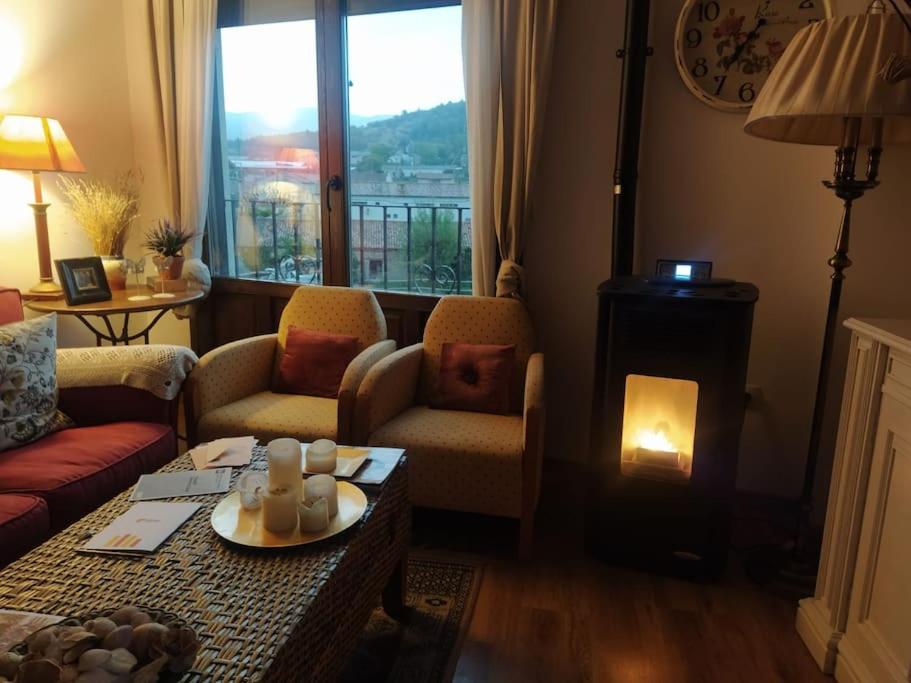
left=354, top=296, right=545, bottom=555
left=186, top=286, right=395, bottom=447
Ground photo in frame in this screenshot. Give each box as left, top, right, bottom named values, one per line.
left=55, top=257, right=112, bottom=305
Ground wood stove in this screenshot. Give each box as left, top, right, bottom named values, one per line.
left=587, top=276, right=758, bottom=577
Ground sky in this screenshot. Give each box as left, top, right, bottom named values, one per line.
left=220, top=6, right=465, bottom=124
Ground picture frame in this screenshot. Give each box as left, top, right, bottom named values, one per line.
left=54, top=257, right=112, bottom=305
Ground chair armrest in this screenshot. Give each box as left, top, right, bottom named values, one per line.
left=353, top=343, right=423, bottom=445
left=185, top=334, right=277, bottom=445
left=57, top=345, right=198, bottom=400
left=337, top=339, right=396, bottom=444
left=523, top=352, right=545, bottom=508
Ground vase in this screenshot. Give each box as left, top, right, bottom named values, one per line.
left=153, top=255, right=184, bottom=281
left=100, top=256, right=127, bottom=290
left=167, top=255, right=185, bottom=280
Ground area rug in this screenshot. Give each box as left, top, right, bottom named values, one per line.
left=341, top=553, right=483, bottom=683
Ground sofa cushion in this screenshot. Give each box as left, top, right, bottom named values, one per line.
left=0, top=494, right=50, bottom=568
left=198, top=390, right=337, bottom=445
left=368, top=406, right=524, bottom=518
left=430, top=343, right=515, bottom=415
left=0, top=422, right=175, bottom=530
left=276, top=327, right=359, bottom=398
left=0, top=314, right=72, bottom=453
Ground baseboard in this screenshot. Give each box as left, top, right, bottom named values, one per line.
left=834, top=638, right=869, bottom=683
left=795, top=597, right=840, bottom=674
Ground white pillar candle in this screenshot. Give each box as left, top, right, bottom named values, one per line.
left=298, top=497, right=329, bottom=532
left=304, top=474, right=338, bottom=517
left=236, top=471, right=268, bottom=510
left=306, top=439, right=338, bottom=473
left=267, top=438, right=303, bottom=501
left=261, top=486, right=298, bottom=533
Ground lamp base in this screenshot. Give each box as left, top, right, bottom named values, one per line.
left=27, top=279, right=64, bottom=300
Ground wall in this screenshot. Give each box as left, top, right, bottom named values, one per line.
left=528, top=0, right=911, bottom=502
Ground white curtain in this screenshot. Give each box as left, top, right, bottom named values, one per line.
left=462, top=0, right=557, bottom=298
left=149, top=0, right=217, bottom=297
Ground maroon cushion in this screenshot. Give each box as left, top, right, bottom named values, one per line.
left=276, top=327, right=360, bottom=398
left=0, top=287, right=24, bottom=326
left=0, top=422, right=176, bottom=531
left=429, top=343, right=515, bottom=415
left=0, top=494, right=50, bottom=568
left=58, top=386, right=176, bottom=428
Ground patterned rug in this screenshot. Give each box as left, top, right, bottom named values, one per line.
left=341, top=554, right=483, bottom=683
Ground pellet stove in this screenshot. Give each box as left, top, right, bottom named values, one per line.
left=586, top=276, right=758, bottom=578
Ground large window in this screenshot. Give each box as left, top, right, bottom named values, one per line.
left=210, top=0, right=470, bottom=295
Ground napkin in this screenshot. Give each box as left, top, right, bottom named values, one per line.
left=190, top=436, right=256, bottom=470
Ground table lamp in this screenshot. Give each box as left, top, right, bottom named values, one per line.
left=743, top=6, right=911, bottom=587
left=0, top=114, right=86, bottom=299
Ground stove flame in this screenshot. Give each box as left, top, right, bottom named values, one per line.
left=637, top=428, right=677, bottom=453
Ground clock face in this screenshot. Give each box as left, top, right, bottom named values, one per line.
left=675, top=0, right=830, bottom=112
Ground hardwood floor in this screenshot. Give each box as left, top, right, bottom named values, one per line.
left=412, top=461, right=829, bottom=683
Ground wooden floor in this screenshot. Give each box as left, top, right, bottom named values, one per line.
left=412, top=462, right=829, bottom=683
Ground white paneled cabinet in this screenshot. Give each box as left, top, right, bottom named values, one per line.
left=797, top=318, right=911, bottom=682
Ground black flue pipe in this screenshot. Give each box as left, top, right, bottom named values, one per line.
left=611, top=0, right=652, bottom=277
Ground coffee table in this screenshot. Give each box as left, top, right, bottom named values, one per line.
left=0, top=446, right=409, bottom=681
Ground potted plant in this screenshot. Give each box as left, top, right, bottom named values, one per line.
left=58, top=170, right=141, bottom=289
left=143, top=219, right=194, bottom=280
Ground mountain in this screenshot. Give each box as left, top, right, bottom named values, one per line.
left=225, top=109, right=392, bottom=140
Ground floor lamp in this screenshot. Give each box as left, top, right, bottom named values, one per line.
left=0, top=114, right=85, bottom=299
left=743, top=8, right=911, bottom=587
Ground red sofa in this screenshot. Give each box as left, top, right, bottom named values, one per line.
left=0, top=288, right=191, bottom=567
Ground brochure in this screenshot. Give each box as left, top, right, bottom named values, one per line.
left=81, top=502, right=201, bottom=555
left=130, top=468, right=232, bottom=501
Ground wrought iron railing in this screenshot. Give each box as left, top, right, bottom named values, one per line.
left=222, top=199, right=472, bottom=294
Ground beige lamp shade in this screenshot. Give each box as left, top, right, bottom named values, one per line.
left=0, top=114, right=86, bottom=172
left=745, top=12, right=911, bottom=146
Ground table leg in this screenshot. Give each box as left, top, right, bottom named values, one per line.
left=382, top=552, right=409, bottom=622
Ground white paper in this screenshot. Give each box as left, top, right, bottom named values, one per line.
left=130, top=468, right=232, bottom=501
left=82, top=502, right=201, bottom=555
left=190, top=436, right=256, bottom=470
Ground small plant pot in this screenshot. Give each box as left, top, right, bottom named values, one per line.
left=167, top=256, right=185, bottom=280
left=153, top=255, right=184, bottom=281
left=100, top=256, right=127, bottom=290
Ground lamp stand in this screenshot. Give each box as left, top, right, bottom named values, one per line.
left=27, top=170, right=64, bottom=300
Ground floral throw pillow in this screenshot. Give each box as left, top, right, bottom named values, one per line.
left=0, top=314, right=72, bottom=452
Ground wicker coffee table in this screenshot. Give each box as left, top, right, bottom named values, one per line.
left=0, top=447, right=409, bottom=681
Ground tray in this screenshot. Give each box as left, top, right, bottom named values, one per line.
left=301, top=445, right=369, bottom=478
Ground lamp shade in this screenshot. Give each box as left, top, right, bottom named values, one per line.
left=744, top=12, right=911, bottom=146
left=0, top=114, right=85, bottom=172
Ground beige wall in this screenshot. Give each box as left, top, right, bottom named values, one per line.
left=528, top=0, right=910, bottom=500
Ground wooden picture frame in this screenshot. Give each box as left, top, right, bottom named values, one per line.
left=54, top=257, right=112, bottom=305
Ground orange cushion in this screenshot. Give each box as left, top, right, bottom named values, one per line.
left=430, top=343, right=515, bottom=415
left=0, top=288, right=23, bottom=326
left=276, top=327, right=359, bottom=398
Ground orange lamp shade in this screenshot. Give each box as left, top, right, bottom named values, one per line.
left=0, top=114, right=85, bottom=173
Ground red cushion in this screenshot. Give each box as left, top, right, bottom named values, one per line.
left=0, top=494, right=50, bottom=568
left=430, top=343, right=515, bottom=415
left=0, top=422, right=176, bottom=531
left=276, top=327, right=360, bottom=398
left=0, top=288, right=24, bottom=326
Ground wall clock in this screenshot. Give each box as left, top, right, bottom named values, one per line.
left=674, top=0, right=831, bottom=112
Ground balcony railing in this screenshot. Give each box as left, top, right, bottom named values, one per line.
left=222, top=199, right=472, bottom=294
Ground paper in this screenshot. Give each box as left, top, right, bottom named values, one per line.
left=0, top=609, right=65, bottom=653
left=82, top=502, right=201, bottom=555
left=190, top=436, right=256, bottom=470
left=130, top=468, right=232, bottom=501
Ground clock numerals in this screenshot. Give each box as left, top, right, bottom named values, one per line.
left=738, top=82, right=755, bottom=102
left=686, top=28, right=702, bottom=48
left=696, top=1, right=720, bottom=22
left=713, top=74, right=727, bottom=95
left=691, top=58, right=709, bottom=78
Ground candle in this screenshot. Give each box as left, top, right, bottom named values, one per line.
left=268, top=438, right=303, bottom=501
left=306, top=439, right=338, bottom=474
left=298, top=497, right=329, bottom=532
left=304, top=474, right=338, bottom=517
left=236, top=471, right=268, bottom=510
left=261, top=486, right=298, bottom=533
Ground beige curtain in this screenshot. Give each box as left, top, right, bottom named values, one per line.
left=462, top=0, right=557, bottom=298
left=149, top=0, right=217, bottom=296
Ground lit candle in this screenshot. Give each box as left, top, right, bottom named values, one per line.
left=306, top=439, right=338, bottom=474
left=261, top=486, right=298, bottom=533
left=268, top=438, right=303, bottom=501
left=298, top=497, right=329, bottom=532
left=304, top=474, right=338, bottom=517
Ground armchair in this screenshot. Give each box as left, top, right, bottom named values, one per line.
left=186, top=286, right=395, bottom=447
left=355, top=295, right=545, bottom=555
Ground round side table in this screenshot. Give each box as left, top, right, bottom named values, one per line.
left=26, top=287, right=205, bottom=345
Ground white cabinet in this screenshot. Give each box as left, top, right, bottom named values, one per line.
left=797, top=318, right=911, bottom=682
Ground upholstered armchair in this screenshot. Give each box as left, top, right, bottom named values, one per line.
left=186, top=286, right=394, bottom=447
left=354, top=295, right=545, bottom=555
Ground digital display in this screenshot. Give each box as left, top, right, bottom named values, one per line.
left=674, top=264, right=693, bottom=280
left=655, top=259, right=713, bottom=281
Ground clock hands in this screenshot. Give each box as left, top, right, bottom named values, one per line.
left=725, top=17, right=767, bottom=71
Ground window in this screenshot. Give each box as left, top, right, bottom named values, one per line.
left=209, top=0, right=470, bottom=296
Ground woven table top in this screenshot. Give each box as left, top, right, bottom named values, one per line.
left=0, top=446, right=410, bottom=682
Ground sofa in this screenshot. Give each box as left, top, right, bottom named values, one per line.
left=0, top=287, right=197, bottom=567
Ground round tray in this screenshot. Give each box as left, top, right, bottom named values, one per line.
left=210, top=481, right=368, bottom=548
